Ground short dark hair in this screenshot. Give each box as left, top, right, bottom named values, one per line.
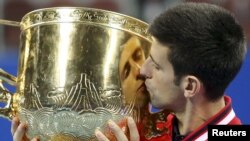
left=148, top=2, right=247, bottom=101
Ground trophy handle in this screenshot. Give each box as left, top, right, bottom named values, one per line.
left=0, top=68, right=17, bottom=120
left=0, top=19, right=20, bottom=27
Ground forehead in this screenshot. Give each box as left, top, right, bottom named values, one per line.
left=150, top=38, right=169, bottom=62
left=119, top=37, right=143, bottom=69
left=120, top=37, right=141, bottom=63
left=122, top=37, right=141, bottom=54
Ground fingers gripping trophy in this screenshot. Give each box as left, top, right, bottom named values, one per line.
left=0, top=7, right=160, bottom=141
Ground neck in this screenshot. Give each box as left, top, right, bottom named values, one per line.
left=175, top=96, right=225, bottom=135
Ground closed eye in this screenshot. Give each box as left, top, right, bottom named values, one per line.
left=132, top=48, right=143, bottom=62
left=122, top=62, right=131, bottom=81
left=149, top=55, right=161, bottom=70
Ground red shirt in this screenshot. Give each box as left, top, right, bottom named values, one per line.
left=140, top=96, right=241, bottom=141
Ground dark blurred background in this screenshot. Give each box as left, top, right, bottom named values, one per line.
left=0, top=0, right=249, bottom=140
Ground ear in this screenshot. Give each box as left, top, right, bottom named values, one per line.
left=181, top=75, right=201, bottom=98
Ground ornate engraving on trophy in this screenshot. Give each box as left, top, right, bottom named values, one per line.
left=19, top=73, right=131, bottom=140
left=72, top=10, right=93, bottom=20
left=21, top=8, right=150, bottom=39
left=26, top=73, right=128, bottom=112
left=31, top=13, right=42, bottom=25
left=43, top=11, right=61, bottom=21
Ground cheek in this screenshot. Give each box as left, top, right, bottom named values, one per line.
left=154, top=73, right=171, bottom=90
left=152, top=73, right=175, bottom=97
left=152, top=84, right=182, bottom=109
left=122, top=75, right=142, bottom=99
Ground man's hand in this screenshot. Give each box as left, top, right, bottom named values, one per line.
left=95, top=117, right=139, bottom=141
left=11, top=117, right=39, bottom=141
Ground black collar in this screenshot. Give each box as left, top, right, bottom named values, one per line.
left=173, top=117, right=186, bottom=141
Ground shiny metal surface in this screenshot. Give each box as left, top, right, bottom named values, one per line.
left=0, top=19, right=20, bottom=27
left=0, top=7, right=168, bottom=141
left=0, top=69, right=17, bottom=119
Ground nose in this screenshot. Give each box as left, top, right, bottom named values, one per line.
left=132, top=62, right=145, bottom=81
left=138, top=60, right=151, bottom=80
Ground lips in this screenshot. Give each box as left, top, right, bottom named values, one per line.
left=137, top=83, right=148, bottom=95
left=135, top=82, right=150, bottom=107
left=137, top=82, right=150, bottom=99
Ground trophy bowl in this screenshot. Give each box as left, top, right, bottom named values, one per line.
left=0, top=7, right=153, bottom=141
left=0, top=7, right=170, bottom=141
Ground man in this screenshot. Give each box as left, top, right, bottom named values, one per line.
left=12, top=2, right=247, bottom=141
left=95, top=2, right=247, bottom=141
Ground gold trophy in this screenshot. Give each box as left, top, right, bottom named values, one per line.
left=0, top=7, right=153, bottom=141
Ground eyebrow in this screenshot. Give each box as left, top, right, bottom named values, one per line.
left=149, top=54, right=160, bottom=67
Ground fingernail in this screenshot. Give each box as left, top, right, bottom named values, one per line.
left=95, top=128, right=102, bottom=139
left=108, top=120, right=115, bottom=129
left=32, top=136, right=40, bottom=141
left=23, top=123, right=28, bottom=129
left=13, top=117, right=19, bottom=122
left=127, top=117, right=133, bottom=123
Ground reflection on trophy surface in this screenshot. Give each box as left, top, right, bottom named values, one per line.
left=0, top=7, right=152, bottom=141
left=119, top=36, right=150, bottom=121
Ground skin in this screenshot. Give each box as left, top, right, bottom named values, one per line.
left=95, top=117, right=139, bottom=141
left=140, top=37, right=186, bottom=111
left=141, top=37, right=225, bottom=135
left=11, top=117, right=39, bottom=141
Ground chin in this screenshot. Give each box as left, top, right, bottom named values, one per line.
left=135, top=98, right=148, bottom=108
